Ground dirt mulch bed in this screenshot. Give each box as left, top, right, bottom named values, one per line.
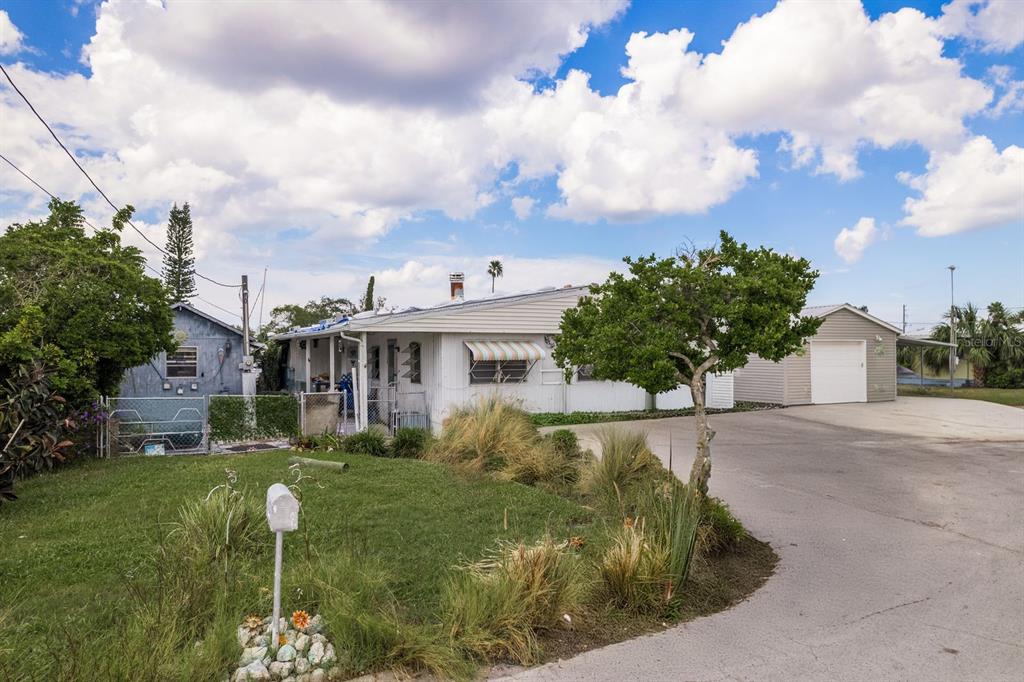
left=539, top=535, right=778, bottom=663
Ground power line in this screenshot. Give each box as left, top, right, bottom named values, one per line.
left=1, top=151, right=104, bottom=233
left=196, top=294, right=242, bottom=320
left=1, top=152, right=246, bottom=319
left=0, top=63, right=239, bottom=289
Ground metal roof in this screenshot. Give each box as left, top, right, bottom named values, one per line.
left=801, top=303, right=903, bottom=335
left=272, top=285, right=590, bottom=340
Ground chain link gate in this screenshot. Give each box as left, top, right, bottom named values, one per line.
left=300, top=392, right=355, bottom=437
left=105, top=396, right=207, bottom=456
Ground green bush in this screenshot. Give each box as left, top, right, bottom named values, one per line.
left=698, top=496, right=747, bottom=555
left=531, top=402, right=764, bottom=427
left=252, top=394, right=299, bottom=437
left=391, top=426, right=431, bottom=459
left=297, top=432, right=346, bottom=451
left=546, top=429, right=579, bottom=457
left=345, top=426, right=389, bottom=457
left=0, top=363, right=74, bottom=494
left=209, top=394, right=299, bottom=442
left=208, top=395, right=248, bottom=442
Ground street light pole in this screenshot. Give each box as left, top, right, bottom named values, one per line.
left=948, top=265, right=956, bottom=389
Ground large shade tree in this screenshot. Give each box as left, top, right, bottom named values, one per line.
left=555, top=231, right=820, bottom=497
left=0, top=199, right=175, bottom=405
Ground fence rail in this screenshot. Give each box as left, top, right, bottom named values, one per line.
left=105, top=396, right=207, bottom=456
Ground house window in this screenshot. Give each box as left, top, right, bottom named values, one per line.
left=576, top=364, right=597, bottom=381
left=406, top=342, right=422, bottom=384
left=470, top=360, right=530, bottom=384
left=166, top=346, right=198, bottom=378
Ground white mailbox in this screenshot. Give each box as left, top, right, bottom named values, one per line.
left=266, top=483, right=300, bottom=533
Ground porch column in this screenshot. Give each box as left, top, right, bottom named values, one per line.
left=329, top=335, right=336, bottom=390
left=358, top=332, right=369, bottom=431
left=305, top=338, right=311, bottom=393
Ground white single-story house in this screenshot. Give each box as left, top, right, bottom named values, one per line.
left=733, top=303, right=901, bottom=405
left=273, top=283, right=734, bottom=433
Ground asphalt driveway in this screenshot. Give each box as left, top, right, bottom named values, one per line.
left=510, top=401, right=1024, bottom=681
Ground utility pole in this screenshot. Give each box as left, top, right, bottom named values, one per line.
left=902, top=304, right=906, bottom=334
left=948, top=265, right=956, bottom=389
left=241, top=274, right=250, bottom=357
left=240, top=274, right=260, bottom=396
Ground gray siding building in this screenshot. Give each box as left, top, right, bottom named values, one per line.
left=734, top=304, right=899, bottom=405
left=119, top=302, right=245, bottom=398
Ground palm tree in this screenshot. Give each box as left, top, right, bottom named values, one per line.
left=923, top=302, right=1024, bottom=386
left=487, top=259, right=504, bottom=293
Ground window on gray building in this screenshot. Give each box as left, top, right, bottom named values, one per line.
left=167, top=346, right=198, bottom=378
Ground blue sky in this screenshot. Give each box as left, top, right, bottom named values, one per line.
left=0, top=0, right=1021, bottom=332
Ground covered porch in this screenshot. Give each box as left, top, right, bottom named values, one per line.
left=287, top=329, right=431, bottom=435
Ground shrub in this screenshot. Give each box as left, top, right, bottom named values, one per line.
left=294, top=432, right=346, bottom=451
left=546, top=429, right=579, bottom=456
left=0, top=363, right=74, bottom=495
left=210, top=394, right=299, bottom=442
left=443, top=537, right=582, bottom=665
left=345, top=426, right=390, bottom=457
left=390, top=426, right=431, bottom=459
left=580, top=427, right=660, bottom=506
left=426, top=397, right=539, bottom=472
left=597, top=519, right=670, bottom=612
left=697, top=497, right=747, bottom=555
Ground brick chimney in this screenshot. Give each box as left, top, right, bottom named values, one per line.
left=449, top=272, right=465, bottom=301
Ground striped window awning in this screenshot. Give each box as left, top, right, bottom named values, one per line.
left=464, top=340, right=546, bottom=362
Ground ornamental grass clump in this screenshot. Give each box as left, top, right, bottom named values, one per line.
left=580, top=427, right=660, bottom=507
left=427, top=397, right=538, bottom=473
left=443, top=537, right=582, bottom=665
left=597, top=519, right=671, bottom=613
left=168, top=471, right=264, bottom=572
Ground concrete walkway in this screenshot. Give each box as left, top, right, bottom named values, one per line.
left=511, top=402, right=1024, bottom=681
left=783, top=396, right=1023, bottom=442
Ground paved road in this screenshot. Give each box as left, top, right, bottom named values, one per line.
left=510, top=402, right=1024, bottom=681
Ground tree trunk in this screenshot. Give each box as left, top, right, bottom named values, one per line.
left=688, top=374, right=714, bottom=496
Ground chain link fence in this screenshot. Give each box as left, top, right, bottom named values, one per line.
left=105, top=396, right=207, bottom=456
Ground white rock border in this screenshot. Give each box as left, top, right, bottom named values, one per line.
left=232, top=614, right=341, bottom=682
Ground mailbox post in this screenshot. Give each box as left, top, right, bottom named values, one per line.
left=266, top=484, right=300, bottom=650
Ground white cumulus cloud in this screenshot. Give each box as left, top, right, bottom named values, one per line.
left=510, top=196, right=535, bottom=220
left=899, top=136, right=1024, bottom=236
left=0, top=10, right=25, bottom=55
left=113, top=0, right=626, bottom=108
left=939, top=0, right=1024, bottom=52
left=834, top=217, right=879, bottom=263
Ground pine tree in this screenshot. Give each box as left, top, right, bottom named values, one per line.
left=361, top=275, right=375, bottom=311
left=162, top=202, right=197, bottom=302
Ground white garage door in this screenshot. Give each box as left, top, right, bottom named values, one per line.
left=810, top=341, right=867, bottom=404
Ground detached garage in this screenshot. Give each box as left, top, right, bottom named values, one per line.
left=734, top=304, right=900, bottom=405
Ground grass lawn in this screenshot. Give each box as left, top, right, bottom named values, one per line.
left=0, top=443, right=776, bottom=680
left=0, top=450, right=587, bottom=678
left=898, top=384, right=1024, bottom=407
